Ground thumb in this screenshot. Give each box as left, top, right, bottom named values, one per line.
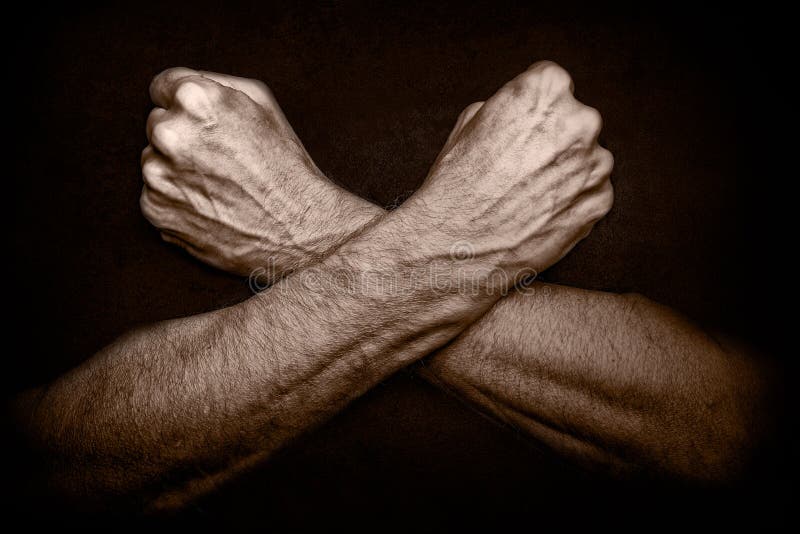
left=196, top=70, right=280, bottom=112
left=443, top=101, right=484, bottom=152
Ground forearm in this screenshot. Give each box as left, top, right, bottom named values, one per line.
left=274, top=196, right=768, bottom=479
left=417, top=282, right=769, bottom=480
left=138, top=64, right=744, bottom=484
left=15, top=205, right=497, bottom=510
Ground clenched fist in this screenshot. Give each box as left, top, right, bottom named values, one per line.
left=413, top=61, right=613, bottom=278
left=141, top=68, right=371, bottom=278
left=141, top=61, right=613, bottom=291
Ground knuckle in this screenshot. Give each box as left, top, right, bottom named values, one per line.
left=148, top=74, right=160, bottom=94
left=146, top=108, right=158, bottom=126
left=141, top=161, right=170, bottom=193
left=151, top=122, right=178, bottom=152
left=146, top=109, right=164, bottom=138
left=582, top=182, right=614, bottom=222
left=511, top=65, right=548, bottom=92
left=248, top=78, right=273, bottom=99
left=150, top=67, right=194, bottom=92
left=515, top=69, right=539, bottom=90
left=581, top=106, right=603, bottom=134
left=598, top=147, right=614, bottom=174
left=141, top=158, right=161, bottom=180
left=532, top=61, right=572, bottom=91
left=511, top=61, right=574, bottom=100
left=173, top=79, right=210, bottom=109
left=529, top=60, right=560, bottom=74
left=551, top=67, right=573, bottom=90
left=599, top=182, right=615, bottom=213
left=149, top=70, right=169, bottom=95
left=565, top=107, right=603, bottom=141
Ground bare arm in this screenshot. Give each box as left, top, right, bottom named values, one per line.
left=173, top=72, right=769, bottom=481
left=16, top=62, right=609, bottom=509
left=16, top=207, right=493, bottom=510
left=417, top=283, right=770, bottom=481
left=257, top=190, right=769, bottom=480
left=262, top=191, right=769, bottom=481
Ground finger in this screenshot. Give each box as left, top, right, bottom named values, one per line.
left=196, top=70, right=278, bottom=110
left=527, top=60, right=575, bottom=94
left=573, top=105, right=603, bottom=145
left=444, top=101, right=484, bottom=149
left=196, top=70, right=297, bottom=137
left=141, top=144, right=155, bottom=167
left=146, top=107, right=169, bottom=142
left=432, top=102, right=485, bottom=167
left=141, top=146, right=175, bottom=195
left=198, top=70, right=311, bottom=160
left=149, top=67, right=200, bottom=108
left=458, top=101, right=484, bottom=129
left=593, top=147, right=614, bottom=182
left=148, top=117, right=183, bottom=159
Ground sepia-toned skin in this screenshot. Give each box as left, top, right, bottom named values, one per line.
left=141, top=63, right=614, bottom=280
left=144, top=68, right=770, bottom=481
left=15, top=62, right=616, bottom=511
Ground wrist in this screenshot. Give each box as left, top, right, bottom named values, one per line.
left=312, top=180, right=384, bottom=256
left=394, top=194, right=520, bottom=289
left=329, top=201, right=510, bottom=307
left=245, top=169, right=380, bottom=281
left=253, top=204, right=504, bottom=371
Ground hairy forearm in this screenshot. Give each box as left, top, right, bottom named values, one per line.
left=15, top=205, right=497, bottom=510
left=416, top=283, right=769, bottom=480
left=273, top=199, right=768, bottom=480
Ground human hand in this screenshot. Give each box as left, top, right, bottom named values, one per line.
left=410, top=61, right=614, bottom=279
left=142, top=62, right=613, bottom=292
left=140, top=68, right=373, bottom=279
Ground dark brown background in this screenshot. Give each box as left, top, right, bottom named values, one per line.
left=7, top=0, right=788, bottom=530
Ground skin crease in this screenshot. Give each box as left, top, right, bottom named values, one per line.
left=145, top=69, right=770, bottom=481
left=14, top=61, right=614, bottom=511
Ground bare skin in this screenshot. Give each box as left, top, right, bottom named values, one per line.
left=15, top=62, right=612, bottom=510
left=145, top=70, right=769, bottom=481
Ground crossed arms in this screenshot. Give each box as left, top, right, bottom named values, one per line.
left=13, top=63, right=770, bottom=511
